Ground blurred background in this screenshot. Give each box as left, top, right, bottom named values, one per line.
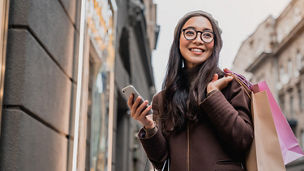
left=0, top=0, right=303, bottom=171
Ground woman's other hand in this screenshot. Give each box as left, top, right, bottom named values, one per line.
left=207, top=73, right=234, bottom=94
left=127, top=94, right=155, bottom=129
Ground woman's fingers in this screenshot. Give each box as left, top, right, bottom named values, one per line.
left=127, top=94, right=134, bottom=108
left=131, top=96, right=142, bottom=116
left=138, top=105, right=152, bottom=121
left=215, top=75, right=234, bottom=90
left=223, top=68, right=231, bottom=73
left=207, top=74, right=219, bottom=93
left=127, top=95, right=154, bottom=128
left=226, top=75, right=234, bottom=81
left=134, top=100, right=148, bottom=119
left=223, top=68, right=233, bottom=77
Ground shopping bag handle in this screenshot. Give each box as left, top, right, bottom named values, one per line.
left=225, top=71, right=252, bottom=99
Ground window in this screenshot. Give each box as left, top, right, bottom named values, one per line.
left=249, top=39, right=254, bottom=47
left=279, top=95, right=285, bottom=114
left=302, top=56, right=304, bottom=70
left=119, top=27, right=131, bottom=76
left=79, top=2, right=117, bottom=171
left=279, top=65, right=284, bottom=82
left=279, top=64, right=289, bottom=84
left=290, top=95, right=294, bottom=117
left=299, top=86, right=304, bottom=112
left=302, top=131, right=304, bottom=149
left=288, top=59, right=292, bottom=79
left=89, top=69, right=110, bottom=171
left=296, top=51, right=302, bottom=71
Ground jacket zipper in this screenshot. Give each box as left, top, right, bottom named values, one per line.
left=187, top=121, right=190, bottom=171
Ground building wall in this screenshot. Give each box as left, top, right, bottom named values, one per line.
left=232, top=0, right=304, bottom=169
left=275, top=0, right=304, bottom=43
left=276, top=29, right=304, bottom=138
left=232, top=16, right=275, bottom=79
left=249, top=56, right=278, bottom=96
left=0, top=0, right=80, bottom=170
left=144, top=0, right=158, bottom=50
left=0, top=0, right=156, bottom=170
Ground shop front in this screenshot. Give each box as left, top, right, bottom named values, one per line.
left=71, top=0, right=117, bottom=170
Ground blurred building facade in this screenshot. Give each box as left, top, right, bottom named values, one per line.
left=113, top=0, right=158, bottom=171
left=0, top=0, right=158, bottom=171
left=232, top=0, right=304, bottom=170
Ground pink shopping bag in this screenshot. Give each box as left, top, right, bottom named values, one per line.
left=254, top=81, right=304, bottom=164
left=226, top=70, right=304, bottom=165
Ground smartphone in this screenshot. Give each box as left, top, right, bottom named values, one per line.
left=122, top=85, right=153, bottom=115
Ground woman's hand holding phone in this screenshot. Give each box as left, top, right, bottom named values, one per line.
left=127, top=94, right=155, bottom=129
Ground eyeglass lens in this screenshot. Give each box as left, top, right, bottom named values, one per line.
left=183, top=28, right=213, bottom=43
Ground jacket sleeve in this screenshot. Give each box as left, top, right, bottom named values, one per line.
left=199, top=79, right=253, bottom=156
left=138, top=92, right=169, bottom=169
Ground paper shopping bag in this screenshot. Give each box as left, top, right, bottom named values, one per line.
left=256, top=81, right=304, bottom=164
left=227, top=71, right=304, bottom=169
left=246, top=89, right=285, bottom=171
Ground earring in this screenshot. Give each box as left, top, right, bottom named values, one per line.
left=182, top=60, right=185, bottom=68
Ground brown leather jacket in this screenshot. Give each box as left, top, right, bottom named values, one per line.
left=138, top=79, right=253, bottom=171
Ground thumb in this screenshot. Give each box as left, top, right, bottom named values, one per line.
left=225, top=75, right=234, bottom=82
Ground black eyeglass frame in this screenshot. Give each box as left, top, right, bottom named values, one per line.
left=182, top=28, right=214, bottom=43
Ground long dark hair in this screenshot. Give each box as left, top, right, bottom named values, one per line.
left=161, top=10, right=224, bottom=134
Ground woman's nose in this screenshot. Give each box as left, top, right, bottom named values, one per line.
left=192, top=33, right=204, bottom=44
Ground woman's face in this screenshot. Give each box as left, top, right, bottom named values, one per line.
left=179, top=16, right=214, bottom=69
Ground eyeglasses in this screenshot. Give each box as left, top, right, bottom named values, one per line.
left=182, top=28, right=214, bottom=43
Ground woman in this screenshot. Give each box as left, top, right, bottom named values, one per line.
left=127, top=10, right=253, bottom=171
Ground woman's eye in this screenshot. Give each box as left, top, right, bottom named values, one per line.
left=186, top=31, right=195, bottom=36
left=203, top=33, right=212, bottom=38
